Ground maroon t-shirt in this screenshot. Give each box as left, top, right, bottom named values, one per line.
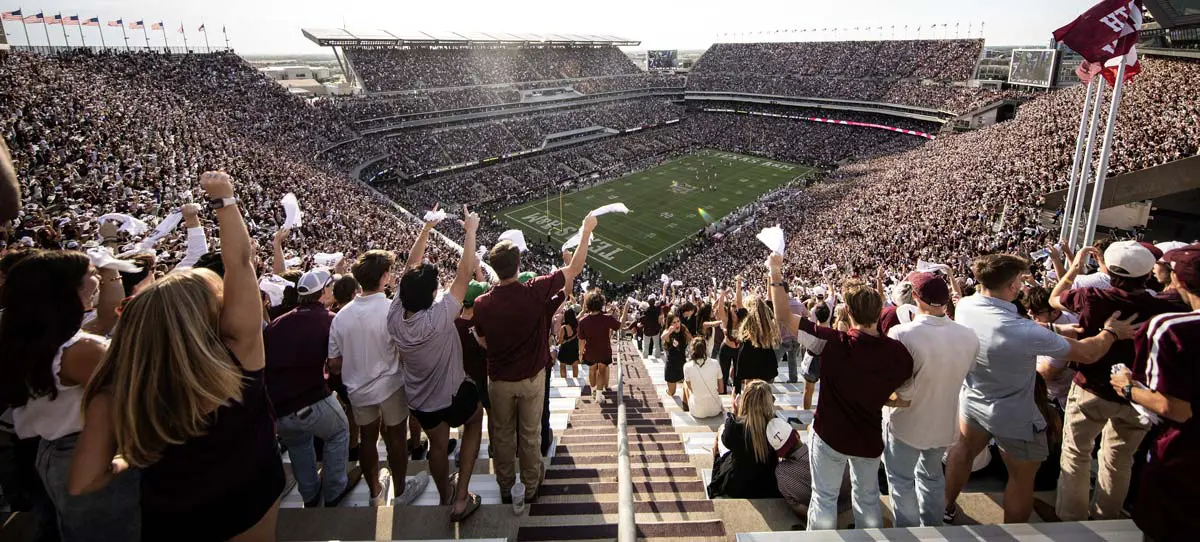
left=578, top=313, right=621, bottom=363
left=1061, top=287, right=1186, bottom=402
left=473, top=270, right=566, bottom=382
left=455, top=316, right=487, bottom=384
left=877, top=305, right=901, bottom=336
left=798, top=318, right=914, bottom=457
left=263, top=302, right=334, bottom=417
left=1130, top=311, right=1200, bottom=540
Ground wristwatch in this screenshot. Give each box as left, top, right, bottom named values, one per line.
left=1122, top=382, right=1134, bottom=399
left=208, top=197, right=237, bottom=210
left=770, top=281, right=787, bottom=287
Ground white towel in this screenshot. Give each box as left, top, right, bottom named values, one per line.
left=97, top=213, right=150, bottom=236
left=86, top=246, right=142, bottom=273
left=755, top=225, right=785, bottom=255
left=498, top=230, right=528, bottom=252
left=138, top=211, right=183, bottom=250
left=281, top=193, right=303, bottom=229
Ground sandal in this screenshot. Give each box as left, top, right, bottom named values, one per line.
left=450, top=493, right=482, bottom=523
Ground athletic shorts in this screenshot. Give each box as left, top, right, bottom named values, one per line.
left=963, top=412, right=1049, bottom=463
left=411, top=379, right=481, bottom=430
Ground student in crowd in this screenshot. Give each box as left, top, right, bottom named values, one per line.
left=732, top=295, right=779, bottom=395
left=329, top=249, right=429, bottom=507
left=883, top=272, right=979, bottom=527
left=472, top=214, right=598, bottom=507
left=578, top=288, right=626, bottom=399
left=389, top=206, right=484, bottom=522
left=944, top=254, right=1137, bottom=525
left=1111, top=243, right=1198, bottom=541
left=1151, top=241, right=1188, bottom=305
left=265, top=267, right=359, bottom=508
left=456, top=281, right=492, bottom=455
left=713, top=284, right=745, bottom=394
left=1024, top=286, right=1079, bottom=409
left=682, top=337, right=723, bottom=418
left=0, top=250, right=140, bottom=541
left=662, top=313, right=692, bottom=400
left=768, top=254, right=913, bottom=531
left=1049, top=242, right=1187, bottom=521
left=707, top=380, right=781, bottom=499
left=70, top=172, right=281, bottom=540
left=766, top=417, right=852, bottom=528
left=557, top=305, right=580, bottom=379
left=776, top=288, right=809, bottom=384
left=639, top=294, right=664, bottom=360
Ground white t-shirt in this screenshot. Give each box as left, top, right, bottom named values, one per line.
left=683, top=359, right=723, bottom=418
left=886, top=313, right=980, bottom=450
left=329, top=292, right=405, bottom=408
left=1037, top=310, right=1080, bottom=406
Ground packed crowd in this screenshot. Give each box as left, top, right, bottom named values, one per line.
left=322, top=99, right=686, bottom=178
left=345, top=45, right=642, bottom=92
left=320, top=74, right=687, bottom=126
left=687, top=39, right=1023, bottom=112
left=0, top=49, right=445, bottom=272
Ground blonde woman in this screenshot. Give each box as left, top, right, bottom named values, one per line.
left=731, top=296, right=781, bottom=395
left=69, top=172, right=284, bottom=542
left=706, top=380, right=781, bottom=499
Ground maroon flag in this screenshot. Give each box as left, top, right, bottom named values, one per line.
left=1052, top=0, right=1143, bottom=63
left=1102, top=46, right=1141, bottom=86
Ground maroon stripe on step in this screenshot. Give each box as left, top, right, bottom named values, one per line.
left=536, top=480, right=706, bottom=496
left=558, top=433, right=681, bottom=444
left=563, top=425, right=672, bottom=435
left=528, top=499, right=715, bottom=516
left=551, top=453, right=692, bottom=466
left=556, top=442, right=685, bottom=455
left=567, top=418, right=672, bottom=428
left=516, top=520, right=725, bottom=541
left=543, top=466, right=698, bottom=480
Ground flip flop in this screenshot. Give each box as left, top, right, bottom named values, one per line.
left=450, top=493, right=481, bottom=523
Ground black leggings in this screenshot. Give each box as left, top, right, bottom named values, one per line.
left=718, top=345, right=737, bottom=393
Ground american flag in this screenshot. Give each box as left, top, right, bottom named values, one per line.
left=1, top=9, right=23, bottom=21
left=178, top=23, right=184, bottom=34
left=198, top=23, right=206, bottom=32
left=23, top=12, right=44, bottom=23
left=83, top=17, right=101, bottom=27
left=129, top=20, right=144, bottom=30
left=64, top=15, right=81, bottom=26
left=151, top=22, right=163, bottom=31
left=47, top=14, right=63, bottom=25
left=107, top=19, right=124, bottom=27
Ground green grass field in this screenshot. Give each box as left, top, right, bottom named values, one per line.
left=499, top=149, right=816, bottom=283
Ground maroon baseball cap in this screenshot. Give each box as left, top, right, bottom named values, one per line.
left=1164, top=243, right=1200, bottom=293
left=1138, top=241, right=1164, bottom=261
left=909, top=271, right=950, bottom=307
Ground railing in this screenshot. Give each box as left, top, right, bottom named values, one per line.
left=615, top=335, right=635, bottom=542
left=11, top=44, right=232, bottom=56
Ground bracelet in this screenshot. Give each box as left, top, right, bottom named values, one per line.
left=770, top=281, right=787, bottom=287
left=1101, top=328, right=1118, bottom=339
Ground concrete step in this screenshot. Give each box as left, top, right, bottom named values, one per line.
left=555, top=442, right=686, bottom=456
left=543, top=466, right=699, bottom=482
left=529, top=500, right=715, bottom=516
left=551, top=453, right=692, bottom=466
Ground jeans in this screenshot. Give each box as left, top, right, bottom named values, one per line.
left=277, top=393, right=351, bottom=505
left=490, top=369, right=546, bottom=501
left=807, top=431, right=882, bottom=531
left=882, top=428, right=946, bottom=527
left=775, top=339, right=801, bottom=382
left=36, top=433, right=141, bottom=541
left=642, top=334, right=662, bottom=359
left=1055, top=384, right=1148, bottom=521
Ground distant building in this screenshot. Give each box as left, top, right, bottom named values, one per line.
left=260, top=65, right=332, bottom=82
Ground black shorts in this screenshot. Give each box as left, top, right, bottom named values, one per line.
left=583, top=357, right=613, bottom=367
left=411, top=379, right=481, bottom=430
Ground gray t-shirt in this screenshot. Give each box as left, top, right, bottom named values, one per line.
left=954, top=294, right=1071, bottom=441
left=388, top=291, right=465, bottom=412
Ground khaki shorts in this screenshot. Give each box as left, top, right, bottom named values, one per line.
left=352, top=387, right=410, bottom=427
left=964, top=412, right=1049, bottom=463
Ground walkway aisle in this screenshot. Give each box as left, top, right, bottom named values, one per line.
left=516, top=340, right=728, bottom=541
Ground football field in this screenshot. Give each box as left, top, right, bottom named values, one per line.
left=498, top=149, right=815, bottom=283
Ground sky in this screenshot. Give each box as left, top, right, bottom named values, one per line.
left=2, top=0, right=1109, bottom=54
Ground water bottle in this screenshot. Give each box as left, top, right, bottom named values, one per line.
left=511, top=481, right=526, bottom=514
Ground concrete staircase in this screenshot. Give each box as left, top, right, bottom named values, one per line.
left=515, top=343, right=728, bottom=541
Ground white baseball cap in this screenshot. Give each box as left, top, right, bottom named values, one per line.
left=1155, top=241, right=1189, bottom=261
left=766, top=418, right=798, bottom=458
left=1103, top=241, right=1156, bottom=278
left=296, top=268, right=333, bottom=295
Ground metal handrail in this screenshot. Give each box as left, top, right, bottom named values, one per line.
left=616, top=336, right=635, bottom=542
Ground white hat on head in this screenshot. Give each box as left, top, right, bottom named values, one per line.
left=766, top=418, right=798, bottom=458
left=1155, top=241, right=1189, bottom=261
left=297, top=268, right=333, bottom=296
left=1104, top=241, right=1156, bottom=278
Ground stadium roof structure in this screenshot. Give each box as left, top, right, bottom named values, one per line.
left=302, top=29, right=640, bottom=47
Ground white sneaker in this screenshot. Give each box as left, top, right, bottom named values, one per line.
left=396, top=473, right=431, bottom=506
left=369, top=467, right=393, bottom=507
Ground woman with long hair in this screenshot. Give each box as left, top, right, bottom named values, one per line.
left=706, top=380, right=781, bottom=499
left=732, top=295, right=781, bottom=395
left=557, top=305, right=580, bottom=379
left=682, top=337, right=723, bottom=418
left=0, top=250, right=140, bottom=541
left=713, top=280, right=745, bottom=395
left=661, top=313, right=692, bottom=399
left=69, top=172, right=285, bottom=541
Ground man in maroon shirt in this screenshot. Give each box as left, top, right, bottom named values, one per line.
left=472, top=214, right=597, bottom=505
left=264, top=268, right=359, bottom=508
left=1050, top=241, right=1187, bottom=521
left=768, top=254, right=913, bottom=531
left=1112, top=242, right=1199, bottom=541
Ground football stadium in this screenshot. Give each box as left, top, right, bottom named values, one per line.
left=1, top=1, right=1199, bottom=541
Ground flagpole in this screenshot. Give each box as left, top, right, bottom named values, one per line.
left=76, top=20, right=84, bottom=46
left=1082, top=59, right=1128, bottom=248
left=142, top=25, right=150, bottom=49
left=203, top=27, right=211, bottom=52
left=1068, top=77, right=1107, bottom=249
left=20, top=14, right=32, bottom=46
left=58, top=14, right=68, bottom=45
left=223, top=26, right=230, bottom=50
left=40, top=11, right=51, bottom=46
left=120, top=21, right=129, bottom=51
left=97, top=22, right=106, bottom=48
left=160, top=25, right=167, bottom=51
left=1059, top=77, right=1098, bottom=243
left=182, top=25, right=189, bottom=52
